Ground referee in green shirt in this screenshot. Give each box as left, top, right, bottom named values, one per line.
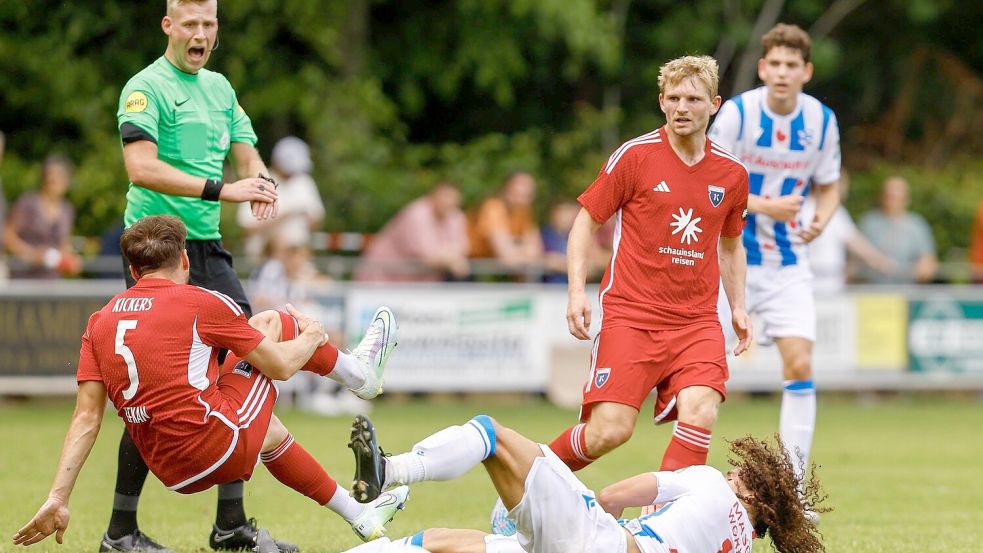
left=107, top=1, right=290, bottom=552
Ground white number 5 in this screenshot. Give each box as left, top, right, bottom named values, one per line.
left=116, top=320, right=140, bottom=400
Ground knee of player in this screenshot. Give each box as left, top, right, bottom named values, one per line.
left=471, top=415, right=502, bottom=456
left=248, top=310, right=283, bottom=340
left=677, top=401, right=719, bottom=428
left=784, top=355, right=813, bottom=380
left=591, top=422, right=634, bottom=452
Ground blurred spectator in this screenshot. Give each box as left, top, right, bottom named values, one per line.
left=3, top=154, right=82, bottom=279
left=237, top=136, right=325, bottom=263
left=968, top=200, right=983, bottom=283
left=858, top=176, right=937, bottom=284
left=468, top=171, right=543, bottom=275
left=541, top=201, right=579, bottom=283
left=355, top=181, right=469, bottom=282
left=249, top=236, right=367, bottom=416
left=800, top=169, right=897, bottom=293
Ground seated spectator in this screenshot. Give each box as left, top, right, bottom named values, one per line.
left=238, top=136, right=325, bottom=263
left=3, top=153, right=82, bottom=279
left=800, top=169, right=897, bottom=293
left=468, top=171, right=543, bottom=276
left=356, top=181, right=470, bottom=282
left=968, top=199, right=983, bottom=283
left=858, top=175, right=937, bottom=284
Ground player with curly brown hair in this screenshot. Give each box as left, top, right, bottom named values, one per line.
left=341, top=415, right=828, bottom=553
left=727, top=435, right=829, bottom=553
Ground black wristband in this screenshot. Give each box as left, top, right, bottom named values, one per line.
left=201, top=178, right=224, bottom=201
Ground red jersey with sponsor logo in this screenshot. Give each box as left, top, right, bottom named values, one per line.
left=579, top=127, right=749, bottom=329
left=76, top=278, right=264, bottom=488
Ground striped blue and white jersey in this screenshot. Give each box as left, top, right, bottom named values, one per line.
left=709, top=86, right=840, bottom=268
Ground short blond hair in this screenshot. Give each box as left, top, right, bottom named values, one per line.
left=166, top=0, right=214, bottom=16
left=658, top=55, right=719, bottom=98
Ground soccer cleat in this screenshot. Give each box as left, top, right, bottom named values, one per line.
left=99, top=530, right=172, bottom=553
left=350, top=307, right=398, bottom=400
left=209, top=518, right=298, bottom=552
left=349, top=486, right=410, bottom=542
left=251, top=529, right=280, bottom=553
left=489, top=497, right=517, bottom=536
left=349, top=414, right=388, bottom=503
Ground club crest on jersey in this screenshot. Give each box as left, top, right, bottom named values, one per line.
left=232, top=360, right=253, bottom=378
left=708, top=185, right=725, bottom=207
left=594, top=368, right=611, bottom=388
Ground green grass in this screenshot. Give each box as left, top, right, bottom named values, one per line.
left=2, top=394, right=982, bottom=552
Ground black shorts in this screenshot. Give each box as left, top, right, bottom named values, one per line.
left=122, top=239, right=252, bottom=316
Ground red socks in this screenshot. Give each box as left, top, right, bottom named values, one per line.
left=276, top=311, right=338, bottom=376
left=548, top=423, right=596, bottom=471
left=261, top=435, right=337, bottom=505
left=660, top=421, right=711, bottom=471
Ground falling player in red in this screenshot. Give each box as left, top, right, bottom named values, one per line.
left=550, top=55, right=753, bottom=474
left=13, top=216, right=407, bottom=549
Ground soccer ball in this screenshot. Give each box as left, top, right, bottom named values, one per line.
left=490, top=497, right=517, bottom=536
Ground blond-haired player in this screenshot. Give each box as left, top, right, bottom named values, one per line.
left=548, top=55, right=752, bottom=474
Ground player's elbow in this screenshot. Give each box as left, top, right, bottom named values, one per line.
left=597, top=486, right=626, bottom=516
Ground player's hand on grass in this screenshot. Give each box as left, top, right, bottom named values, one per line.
left=567, top=290, right=592, bottom=340
left=764, top=195, right=802, bottom=222
left=731, top=308, right=753, bottom=356
left=12, top=497, right=69, bottom=546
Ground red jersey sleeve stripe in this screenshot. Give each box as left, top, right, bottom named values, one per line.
left=605, top=132, right=663, bottom=175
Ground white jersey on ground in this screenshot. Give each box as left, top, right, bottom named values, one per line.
left=709, top=86, right=841, bottom=269
left=624, top=465, right=754, bottom=553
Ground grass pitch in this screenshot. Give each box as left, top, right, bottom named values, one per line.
left=2, top=393, right=982, bottom=552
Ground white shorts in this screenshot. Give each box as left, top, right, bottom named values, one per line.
left=508, top=445, right=628, bottom=553
left=720, top=265, right=816, bottom=343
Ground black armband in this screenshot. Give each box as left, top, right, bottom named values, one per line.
left=120, top=122, right=157, bottom=144
left=201, top=178, right=224, bottom=201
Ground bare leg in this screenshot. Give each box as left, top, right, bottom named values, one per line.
left=480, top=420, right=546, bottom=511
left=420, top=529, right=488, bottom=553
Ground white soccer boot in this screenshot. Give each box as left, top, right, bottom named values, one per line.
left=351, top=307, right=398, bottom=400
left=350, top=485, right=411, bottom=542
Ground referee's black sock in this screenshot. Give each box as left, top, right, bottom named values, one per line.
left=215, top=481, right=248, bottom=530
left=107, top=430, right=149, bottom=539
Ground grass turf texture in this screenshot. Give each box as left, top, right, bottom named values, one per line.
left=2, top=394, right=981, bottom=552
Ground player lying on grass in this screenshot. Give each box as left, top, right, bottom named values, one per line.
left=12, top=215, right=407, bottom=550
left=345, top=415, right=827, bottom=553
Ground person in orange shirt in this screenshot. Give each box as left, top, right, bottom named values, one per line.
left=468, top=171, right=543, bottom=276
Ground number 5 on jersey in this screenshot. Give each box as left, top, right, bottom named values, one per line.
left=116, top=320, right=140, bottom=400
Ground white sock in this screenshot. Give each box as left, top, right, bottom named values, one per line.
left=385, top=415, right=496, bottom=488
left=780, top=379, right=816, bottom=478
left=326, top=484, right=366, bottom=522
left=329, top=351, right=366, bottom=390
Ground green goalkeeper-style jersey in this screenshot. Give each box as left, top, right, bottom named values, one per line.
left=117, top=56, right=257, bottom=240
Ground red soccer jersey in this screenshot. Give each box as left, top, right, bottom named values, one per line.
left=579, top=127, right=749, bottom=330
left=76, top=278, right=264, bottom=487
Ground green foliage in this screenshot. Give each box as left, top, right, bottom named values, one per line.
left=1, top=0, right=980, bottom=258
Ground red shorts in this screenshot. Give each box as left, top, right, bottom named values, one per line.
left=580, top=322, right=728, bottom=424
left=167, top=358, right=278, bottom=494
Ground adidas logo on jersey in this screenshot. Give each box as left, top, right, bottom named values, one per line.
left=653, top=180, right=671, bottom=193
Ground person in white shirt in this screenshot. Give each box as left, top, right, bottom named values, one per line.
left=801, top=169, right=896, bottom=294
left=238, top=136, right=325, bottom=262
left=343, top=415, right=827, bottom=553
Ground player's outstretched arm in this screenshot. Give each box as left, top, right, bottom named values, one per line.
left=13, top=381, right=107, bottom=547
left=597, top=473, right=661, bottom=518
left=566, top=208, right=601, bottom=340
left=719, top=235, right=753, bottom=355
